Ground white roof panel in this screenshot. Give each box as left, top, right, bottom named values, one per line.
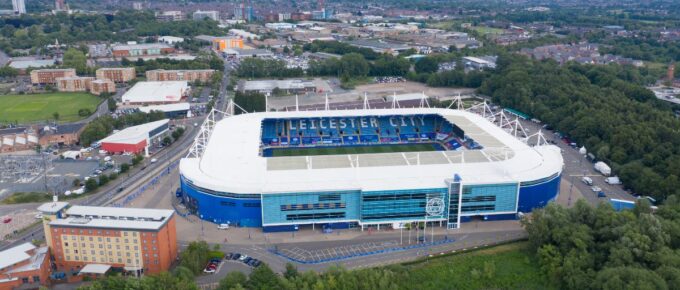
left=122, top=81, right=188, bottom=104
left=138, top=103, right=191, bottom=113
left=99, top=119, right=168, bottom=145
left=0, top=243, right=36, bottom=270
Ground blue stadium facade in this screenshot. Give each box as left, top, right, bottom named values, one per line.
left=179, top=110, right=563, bottom=231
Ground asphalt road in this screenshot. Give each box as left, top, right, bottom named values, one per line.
left=0, top=119, right=202, bottom=251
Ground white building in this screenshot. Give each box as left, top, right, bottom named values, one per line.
left=12, top=0, right=26, bottom=14
left=265, top=22, right=297, bottom=30
left=229, top=29, right=260, bottom=40
left=193, top=10, right=220, bottom=21
left=122, top=81, right=190, bottom=105
left=158, top=36, right=185, bottom=45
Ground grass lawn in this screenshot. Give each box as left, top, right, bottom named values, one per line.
left=270, top=143, right=440, bottom=157
left=1, top=192, right=53, bottom=204
left=399, top=241, right=554, bottom=290
left=471, top=26, right=505, bottom=35
left=0, top=92, right=102, bottom=124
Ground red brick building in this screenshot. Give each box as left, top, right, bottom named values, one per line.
left=30, top=69, right=77, bottom=85
left=38, top=202, right=178, bottom=276
left=0, top=243, right=51, bottom=290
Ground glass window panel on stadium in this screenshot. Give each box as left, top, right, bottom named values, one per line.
left=179, top=172, right=560, bottom=231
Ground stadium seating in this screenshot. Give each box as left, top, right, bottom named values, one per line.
left=261, top=114, right=477, bottom=149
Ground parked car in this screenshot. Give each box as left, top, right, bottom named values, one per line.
left=581, top=177, right=593, bottom=186
left=217, top=223, right=230, bottom=230
left=203, top=267, right=215, bottom=274
left=597, top=191, right=607, bottom=198
left=231, top=253, right=241, bottom=260
left=238, top=254, right=248, bottom=261
left=243, top=257, right=253, bottom=264
left=591, top=186, right=602, bottom=192
left=252, top=260, right=262, bottom=267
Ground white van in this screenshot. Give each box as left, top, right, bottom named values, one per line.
left=581, top=176, right=593, bottom=186
left=217, top=224, right=230, bottom=230
left=605, top=176, right=621, bottom=185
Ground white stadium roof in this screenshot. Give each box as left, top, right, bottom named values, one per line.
left=122, top=81, right=188, bottom=104
left=180, top=108, right=563, bottom=194
left=99, top=119, right=169, bottom=145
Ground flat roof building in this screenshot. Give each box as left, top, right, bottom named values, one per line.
left=146, top=69, right=215, bottom=83
left=38, top=202, right=177, bottom=275
left=112, top=43, right=175, bottom=58
left=98, top=119, right=169, bottom=155
left=193, top=10, right=219, bottom=21
left=138, top=103, right=191, bottom=119
left=96, top=67, right=136, bottom=83
left=0, top=243, right=51, bottom=290
left=56, top=76, right=94, bottom=92
left=90, top=79, right=116, bottom=95
left=30, top=69, right=76, bottom=85
left=122, top=81, right=189, bottom=105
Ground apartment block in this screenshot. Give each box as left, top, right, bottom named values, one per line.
left=145, top=69, right=215, bottom=83
left=56, top=76, right=94, bottom=92
left=30, top=69, right=76, bottom=85
left=38, top=202, right=177, bottom=275
left=90, top=79, right=116, bottom=95
left=96, top=67, right=136, bottom=83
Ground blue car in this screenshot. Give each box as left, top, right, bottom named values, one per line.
left=598, top=191, right=607, bottom=198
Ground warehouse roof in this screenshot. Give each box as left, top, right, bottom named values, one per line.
left=122, top=81, right=188, bottom=104
left=99, top=119, right=169, bottom=145
left=138, top=103, right=191, bottom=114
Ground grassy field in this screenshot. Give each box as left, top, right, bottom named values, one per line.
left=0, top=92, right=102, bottom=124
left=270, top=143, right=440, bottom=157
left=0, top=192, right=53, bottom=204
left=471, top=26, right=505, bottom=35
left=399, top=241, right=554, bottom=289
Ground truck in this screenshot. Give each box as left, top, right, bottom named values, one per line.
left=594, top=162, right=611, bottom=176
left=605, top=176, right=621, bottom=185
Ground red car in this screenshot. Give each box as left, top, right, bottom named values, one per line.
left=2, top=217, right=11, bottom=224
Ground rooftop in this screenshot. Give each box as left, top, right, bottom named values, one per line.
left=37, top=201, right=69, bottom=214
left=99, top=119, right=169, bottom=145
left=122, top=81, right=188, bottom=103
left=48, top=205, right=175, bottom=231
left=9, top=59, right=55, bottom=69
left=180, top=108, right=563, bottom=194
left=0, top=242, right=36, bottom=270
left=138, top=103, right=191, bottom=113
left=113, top=43, right=172, bottom=51
left=243, top=79, right=315, bottom=91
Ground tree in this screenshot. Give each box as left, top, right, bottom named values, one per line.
left=414, top=57, right=439, bottom=74
left=62, top=48, right=88, bottom=74
left=234, top=91, right=266, bottom=114
left=98, top=174, right=109, bottom=186
left=52, top=112, right=59, bottom=121
left=84, top=178, right=98, bottom=192
left=284, top=263, right=299, bottom=280
left=179, top=241, right=211, bottom=275
left=120, top=163, right=130, bottom=173
left=218, top=271, right=248, bottom=290
left=340, top=53, right=370, bottom=77
left=247, top=263, right=282, bottom=290
left=72, top=178, right=80, bottom=187
left=107, top=97, right=117, bottom=112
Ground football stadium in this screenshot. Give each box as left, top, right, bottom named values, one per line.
left=179, top=107, right=563, bottom=231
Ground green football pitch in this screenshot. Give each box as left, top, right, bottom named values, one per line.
left=0, top=93, right=102, bottom=124
left=269, top=143, right=441, bottom=157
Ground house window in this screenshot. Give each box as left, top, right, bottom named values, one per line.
left=33, top=276, right=40, bottom=283
left=22, top=277, right=29, bottom=283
